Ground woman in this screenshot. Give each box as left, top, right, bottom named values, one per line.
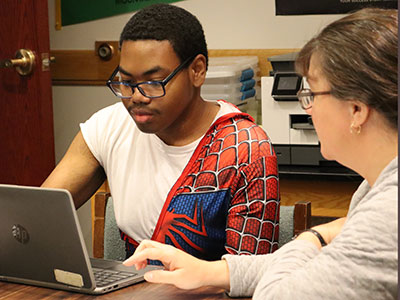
left=124, top=8, right=398, bottom=299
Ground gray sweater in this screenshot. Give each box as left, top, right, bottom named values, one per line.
left=223, top=157, right=398, bottom=300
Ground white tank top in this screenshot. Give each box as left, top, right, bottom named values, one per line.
left=80, top=100, right=240, bottom=242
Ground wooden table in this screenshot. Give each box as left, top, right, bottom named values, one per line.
left=0, top=281, right=249, bottom=300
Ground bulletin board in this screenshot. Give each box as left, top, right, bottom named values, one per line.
left=275, top=0, right=397, bottom=15
left=55, top=0, right=183, bottom=29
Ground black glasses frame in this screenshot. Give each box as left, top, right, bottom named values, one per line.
left=107, top=55, right=195, bottom=99
left=297, top=88, right=331, bottom=110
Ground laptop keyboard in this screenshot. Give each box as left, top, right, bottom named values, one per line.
left=92, top=268, right=138, bottom=287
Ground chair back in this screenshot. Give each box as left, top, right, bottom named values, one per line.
left=279, top=201, right=311, bottom=247
left=103, top=196, right=126, bottom=260
left=92, top=192, right=122, bottom=259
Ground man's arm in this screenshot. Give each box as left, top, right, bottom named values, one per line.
left=41, top=131, right=106, bottom=208
left=226, top=156, right=280, bottom=255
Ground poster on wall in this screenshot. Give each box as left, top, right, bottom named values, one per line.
left=275, top=0, right=397, bottom=15
left=57, top=0, right=183, bottom=29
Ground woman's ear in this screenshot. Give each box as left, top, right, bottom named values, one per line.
left=189, top=54, right=207, bottom=87
left=349, top=100, right=370, bottom=127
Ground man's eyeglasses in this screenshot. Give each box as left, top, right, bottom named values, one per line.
left=107, top=56, right=194, bottom=99
left=297, top=88, right=331, bottom=110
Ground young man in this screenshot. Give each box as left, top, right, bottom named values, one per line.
left=42, top=3, right=279, bottom=261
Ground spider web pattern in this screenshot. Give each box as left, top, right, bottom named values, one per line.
left=122, top=115, right=280, bottom=259
left=173, top=116, right=280, bottom=255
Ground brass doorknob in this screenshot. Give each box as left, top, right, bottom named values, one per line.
left=0, top=49, right=36, bottom=76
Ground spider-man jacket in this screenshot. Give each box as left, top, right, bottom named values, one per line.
left=121, top=110, right=280, bottom=260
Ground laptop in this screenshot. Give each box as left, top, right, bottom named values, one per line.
left=0, top=184, right=161, bottom=294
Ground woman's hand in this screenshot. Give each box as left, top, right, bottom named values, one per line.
left=123, top=240, right=230, bottom=290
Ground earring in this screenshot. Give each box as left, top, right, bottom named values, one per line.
left=350, top=122, right=361, bottom=135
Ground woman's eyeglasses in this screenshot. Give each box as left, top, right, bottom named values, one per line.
left=297, top=88, right=331, bottom=110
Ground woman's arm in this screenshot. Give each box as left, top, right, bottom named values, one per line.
left=295, top=217, right=346, bottom=248
left=124, top=218, right=345, bottom=297
left=251, top=201, right=397, bottom=300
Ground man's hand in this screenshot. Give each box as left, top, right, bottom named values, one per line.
left=123, top=240, right=230, bottom=290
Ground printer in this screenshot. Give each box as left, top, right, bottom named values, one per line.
left=261, top=52, right=357, bottom=176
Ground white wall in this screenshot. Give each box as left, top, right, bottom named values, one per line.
left=47, top=0, right=344, bottom=255
left=49, top=0, right=344, bottom=50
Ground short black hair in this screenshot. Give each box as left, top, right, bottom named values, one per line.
left=120, top=3, right=208, bottom=69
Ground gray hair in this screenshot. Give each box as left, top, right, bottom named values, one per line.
left=296, top=8, right=398, bottom=129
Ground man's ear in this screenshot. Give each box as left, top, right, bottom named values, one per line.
left=349, top=100, right=370, bottom=127
left=189, top=54, right=207, bottom=87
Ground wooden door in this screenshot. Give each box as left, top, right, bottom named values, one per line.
left=0, top=0, right=55, bottom=186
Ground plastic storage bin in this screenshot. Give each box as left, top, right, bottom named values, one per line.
left=202, top=88, right=256, bottom=105
left=204, top=56, right=259, bottom=85
left=202, top=56, right=260, bottom=105
left=201, top=78, right=258, bottom=95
